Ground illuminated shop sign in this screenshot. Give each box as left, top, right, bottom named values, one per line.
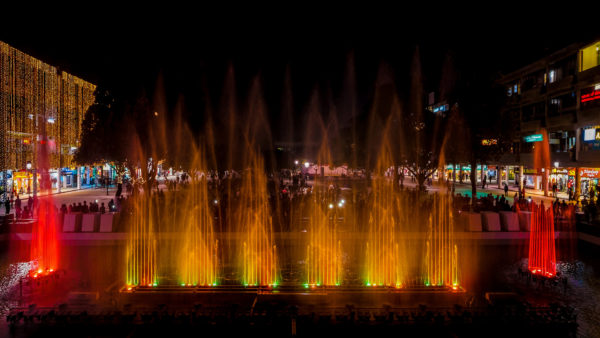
left=524, top=134, right=543, bottom=142
left=579, top=168, right=600, bottom=179
left=581, top=85, right=600, bottom=103
left=481, top=139, right=498, bottom=146
left=583, top=127, right=600, bottom=141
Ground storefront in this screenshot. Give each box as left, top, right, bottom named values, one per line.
left=579, top=168, right=600, bottom=198
left=12, top=171, right=38, bottom=195
left=549, top=168, right=569, bottom=192
left=523, top=168, right=543, bottom=189
left=61, top=168, right=77, bottom=188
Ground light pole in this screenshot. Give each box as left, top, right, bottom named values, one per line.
left=26, top=161, right=32, bottom=197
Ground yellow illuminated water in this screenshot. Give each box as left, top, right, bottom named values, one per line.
left=177, top=149, right=219, bottom=286
left=425, top=193, right=458, bottom=287
left=126, top=193, right=158, bottom=287
left=237, top=147, right=278, bottom=286
left=365, top=134, right=406, bottom=287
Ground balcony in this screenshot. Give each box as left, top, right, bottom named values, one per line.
left=577, top=66, right=600, bottom=87
left=548, top=75, right=574, bottom=93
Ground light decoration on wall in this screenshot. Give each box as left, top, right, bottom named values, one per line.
left=0, top=41, right=95, bottom=173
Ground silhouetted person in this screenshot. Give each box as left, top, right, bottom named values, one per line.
left=504, top=183, right=509, bottom=196
left=82, top=201, right=89, bottom=213
left=100, top=203, right=105, bottom=214
left=4, top=198, right=10, bottom=215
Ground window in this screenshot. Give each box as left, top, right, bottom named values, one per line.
left=507, top=86, right=513, bottom=96
left=549, top=70, right=556, bottom=83
left=579, top=42, right=600, bottom=72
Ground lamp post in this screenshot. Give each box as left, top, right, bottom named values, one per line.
left=26, top=161, right=32, bottom=197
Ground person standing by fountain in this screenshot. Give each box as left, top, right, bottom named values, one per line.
left=4, top=197, right=10, bottom=215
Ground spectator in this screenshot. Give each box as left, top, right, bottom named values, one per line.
left=100, top=202, right=106, bottom=214
left=4, top=198, right=10, bottom=215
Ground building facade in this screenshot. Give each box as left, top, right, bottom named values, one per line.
left=0, top=41, right=96, bottom=198
left=494, top=38, right=600, bottom=198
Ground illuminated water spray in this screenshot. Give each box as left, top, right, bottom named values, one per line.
left=305, top=136, right=343, bottom=287
left=237, top=150, right=278, bottom=287
left=177, top=158, right=219, bottom=286
left=30, top=199, right=59, bottom=275
left=126, top=194, right=158, bottom=287
left=365, top=135, right=405, bottom=287
left=425, top=194, right=458, bottom=288
left=528, top=202, right=556, bottom=277
left=306, top=189, right=343, bottom=287
left=30, top=128, right=58, bottom=276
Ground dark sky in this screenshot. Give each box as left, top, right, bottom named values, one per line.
left=1, top=13, right=596, bottom=135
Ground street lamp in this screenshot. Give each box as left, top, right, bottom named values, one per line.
left=304, top=162, right=309, bottom=168
left=26, top=161, right=32, bottom=196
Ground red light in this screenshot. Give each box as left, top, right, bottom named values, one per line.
left=528, top=202, right=556, bottom=277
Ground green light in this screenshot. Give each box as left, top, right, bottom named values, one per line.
left=244, top=283, right=249, bottom=287
left=366, top=283, right=371, bottom=286
left=153, top=283, right=157, bottom=287
left=181, top=283, right=185, bottom=287
left=304, top=283, right=309, bottom=288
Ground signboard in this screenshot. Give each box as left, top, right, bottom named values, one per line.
left=583, top=128, right=600, bottom=141
left=481, top=139, right=498, bottom=146
left=524, top=134, right=543, bottom=142
left=551, top=168, right=569, bottom=175
left=581, top=87, right=600, bottom=103
left=579, top=168, right=600, bottom=179
left=568, top=168, right=576, bottom=176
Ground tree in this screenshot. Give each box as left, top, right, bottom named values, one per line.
left=440, top=52, right=511, bottom=206
left=74, top=87, right=128, bottom=178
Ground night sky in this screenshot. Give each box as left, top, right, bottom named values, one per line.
left=1, top=13, right=596, bottom=141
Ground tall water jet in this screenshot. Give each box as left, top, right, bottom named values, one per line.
left=30, top=115, right=59, bottom=276
left=528, top=202, right=556, bottom=277
left=305, top=138, right=343, bottom=287
left=425, top=193, right=458, bottom=288
left=237, top=147, right=278, bottom=287
left=126, top=192, right=158, bottom=287
left=177, top=148, right=219, bottom=287
left=365, top=128, right=405, bottom=287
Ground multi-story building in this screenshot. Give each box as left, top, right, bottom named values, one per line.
left=0, top=41, right=96, bottom=198
left=495, top=38, right=600, bottom=198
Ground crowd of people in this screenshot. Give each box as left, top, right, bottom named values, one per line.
left=59, top=199, right=118, bottom=215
